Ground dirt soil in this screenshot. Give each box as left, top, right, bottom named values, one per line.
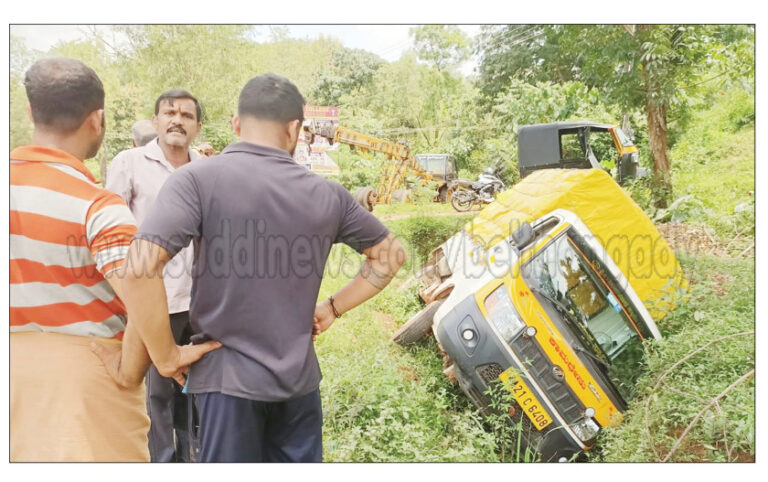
left=372, top=311, right=398, bottom=332
left=655, top=223, right=728, bottom=257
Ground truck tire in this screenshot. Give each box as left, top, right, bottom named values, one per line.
left=353, top=186, right=375, bottom=212
left=392, top=300, right=445, bottom=346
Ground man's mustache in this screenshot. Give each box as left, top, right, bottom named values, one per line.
left=167, top=126, right=187, bottom=135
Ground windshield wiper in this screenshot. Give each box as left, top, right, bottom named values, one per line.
left=572, top=344, right=610, bottom=372
left=529, top=286, right=610, bottom=372
left=529, top=286, right=578, bottom=324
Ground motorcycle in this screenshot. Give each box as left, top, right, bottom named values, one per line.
left=449, top=168, right=506, bottom=212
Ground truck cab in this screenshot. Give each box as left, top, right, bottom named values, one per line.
left=412, top=169, right=684, bottom=461
left=518, top=122, right=643, bottom=185
left=415, top=153, right=458, bottom=202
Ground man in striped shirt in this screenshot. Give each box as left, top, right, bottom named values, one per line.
left=9, top=57, right=220, bottom=462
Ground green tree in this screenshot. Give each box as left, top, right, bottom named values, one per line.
left=9, top=35, right=38, bottom=148
left=410, top=25, right=471, bottom=73
left=310, top=46, right=383, bottom=106
left=476, top=24, right=748, bottom=207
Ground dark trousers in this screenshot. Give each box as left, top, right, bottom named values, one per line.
left=146, top=311, right=193, bottom=462
left=196, top=390, right=323, bottom=462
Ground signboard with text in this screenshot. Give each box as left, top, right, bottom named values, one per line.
left=294, top=105, right=340, bottom=175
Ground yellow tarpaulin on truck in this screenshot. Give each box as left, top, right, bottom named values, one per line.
left=465, top=169, right=686, bottom=321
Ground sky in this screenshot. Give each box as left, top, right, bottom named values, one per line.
left=10, top=24, right=483, bottom=76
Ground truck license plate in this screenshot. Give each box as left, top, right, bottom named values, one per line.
left=499, top=369, right=553, bottom=430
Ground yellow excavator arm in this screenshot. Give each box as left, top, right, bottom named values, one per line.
left=303, top=120, right=431, bottom=209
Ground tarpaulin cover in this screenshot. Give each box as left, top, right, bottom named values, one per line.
left=464, top=168, right=686, bottom=321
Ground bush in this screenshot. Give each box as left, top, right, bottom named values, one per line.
left=398, top=215, right=467, bottom=264
left=329, top=145, right=382, bottom=191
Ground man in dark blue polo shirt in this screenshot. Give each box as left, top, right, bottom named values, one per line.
left=101, top=73, right=407, bottom=462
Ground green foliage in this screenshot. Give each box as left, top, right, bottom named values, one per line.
left=199, top=122, right=236, bottom=153
left=492, top=80, right=620, bottom=136
left=9, top=35, right=37, bottom=148
left=410, top=25, right=471, bottom=72
left=329, top=145, right=382, bottom=191
left=623, top=176, right=655, bottom=214
left=310, top=46, right=383, bottom=106
left=475, top=24, right=752, bottom=208
left=668, top=86, right=754, bottom=239
left=396, top=215, right=468, bottom=264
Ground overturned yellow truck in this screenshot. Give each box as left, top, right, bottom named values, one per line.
left=397, top=169, right=686, bottom=461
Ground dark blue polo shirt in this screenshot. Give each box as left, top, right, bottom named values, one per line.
left=135, top=141, right=390, bottom=401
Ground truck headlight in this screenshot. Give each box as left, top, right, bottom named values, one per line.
left=571, top=417, right=600, bottom=442
left=484, top=285, right=524, bottom=342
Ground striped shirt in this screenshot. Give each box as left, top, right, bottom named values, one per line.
left=10, top=146, right=138, bottom=339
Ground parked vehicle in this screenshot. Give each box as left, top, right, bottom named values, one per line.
left=304, top=121, right=446, bottom=210
left=393, top=168, right=685, bottom=461
left=415, top=154, right=458, bottom=202
left=449, top=168, right=506, bottom=212
left=518, top=122, right=646, bottom=185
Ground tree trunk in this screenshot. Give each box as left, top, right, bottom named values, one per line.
left=645, top=98, right=673, bottom=208
left=637, top=24, right=673, bottom=209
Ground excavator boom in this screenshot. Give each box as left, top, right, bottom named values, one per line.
left=303, top=120, right=432, bottom=209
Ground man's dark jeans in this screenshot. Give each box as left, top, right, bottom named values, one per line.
left=196, top=390, right=323, bottom=462
left=146, top=311, right=193, bottom=462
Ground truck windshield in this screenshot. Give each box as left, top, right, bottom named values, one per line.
left=416, top=156, right=447, bottom=173
left=522, top=229, right=647, bottom=401
left=614, top=127, right=635, bottom=148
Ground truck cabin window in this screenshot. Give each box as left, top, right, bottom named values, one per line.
left=522, top=229, right=647, bottom=401
left=418, top=156, right=447, bottom=174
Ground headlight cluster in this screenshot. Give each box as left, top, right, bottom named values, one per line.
left=571, top=416, right=600, bottom=442
left=484, top=284, right=524, bottom=342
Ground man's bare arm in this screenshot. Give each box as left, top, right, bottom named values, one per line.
left=94, top=238, right=221, bottom=386
left=314, top=233, right=407, bottom=334
left=90, top=268, right=152, bottom=388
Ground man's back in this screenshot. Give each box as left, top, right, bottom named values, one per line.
left=136, top=141, right=389, bottom=401
left=10, top=146, right=136, bottom=339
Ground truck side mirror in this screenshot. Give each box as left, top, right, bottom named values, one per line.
left=512, top=222, right=534, bottom=248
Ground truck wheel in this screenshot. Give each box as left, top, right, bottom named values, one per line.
left=392, top=300, right=445, bottom=346
left=438, top=185, right=448, bottom=203
left=353, top=186, right=375, bottom=212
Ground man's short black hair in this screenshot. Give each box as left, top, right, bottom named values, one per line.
left=154, top=89, right=202, bottom=122
left=238, top=73, right=305, bottom=124
left=24, top=57, right=105, bottom=133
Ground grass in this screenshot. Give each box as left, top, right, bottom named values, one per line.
left=668, top=88, right=755, bottom=240
left=371, top=200, right=458, bottom=218
left=315, top=218, right=499, bottom=462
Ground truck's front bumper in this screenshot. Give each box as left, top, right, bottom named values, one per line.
left=434, top=294, right=586, bottom=462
